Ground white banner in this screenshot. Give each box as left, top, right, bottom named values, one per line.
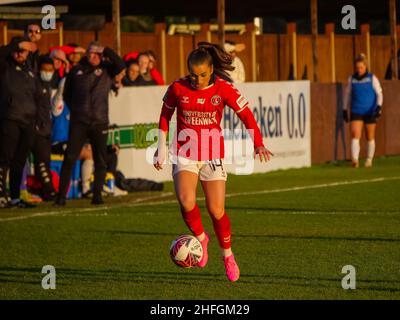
left=109, top=81, right=311, bottom=182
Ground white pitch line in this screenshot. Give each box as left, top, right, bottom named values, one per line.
left=0, top=176, right=399, bottom=222
left=0, top=192, right=174, bottom=222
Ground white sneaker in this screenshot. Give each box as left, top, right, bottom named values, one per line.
left=113, top=186, right=128, bottom=197
left=365, top=158, right=373, bottom=168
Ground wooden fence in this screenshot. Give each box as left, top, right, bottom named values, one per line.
left=1, top=21, right=400, bottom=84
left=310, top=81, right=400, bottom=164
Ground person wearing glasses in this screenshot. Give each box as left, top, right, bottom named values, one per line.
left=24, top=22, right=42, bottom=74
left=0, top=37, right=41, bottom=208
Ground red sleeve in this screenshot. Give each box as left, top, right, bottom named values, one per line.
left=49, top=45, right=75, bottom=55
left=223, top=82, right=264, bottom=148
left=123, top=51, right=139, bottom=61
left=159, top=83, right=178, bottom=132
left=150, top=68, right=165, bottom=85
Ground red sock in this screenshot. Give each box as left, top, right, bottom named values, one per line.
left=181, top=204, right=204, bottom=237
left=211, top=212, right=231, bottom=249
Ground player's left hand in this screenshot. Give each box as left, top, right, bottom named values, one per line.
left=375, top=105, right=382, bottom=118
left=254, top=146, right=273, bottom=162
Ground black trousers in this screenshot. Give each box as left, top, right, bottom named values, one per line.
left=32, top=134, right=55, bottom=200
left=0, top=119, right=35, bottom=200
left=58, top=122, right=108, bottom=199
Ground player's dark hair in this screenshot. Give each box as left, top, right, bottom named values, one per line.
left=187, top=42, right=234, bottom=82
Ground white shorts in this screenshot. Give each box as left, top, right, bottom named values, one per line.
left=172, top=157, right=227, bottom=181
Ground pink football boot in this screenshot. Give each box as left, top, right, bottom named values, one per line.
left=197, top=232, right=210, bottom=268
left=223, top=254, right=240, bottom=282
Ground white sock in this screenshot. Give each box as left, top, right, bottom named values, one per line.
left=351, top=139, right=360, bottom=161
left=222, top=248, right=232, bottom=257
left=81, top=159, right=94, bottom=193
left=367, top=140, right=375, bottom=160
left=196, top=232, right=205, bottom=242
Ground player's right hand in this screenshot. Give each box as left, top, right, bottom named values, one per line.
left=153, top=149, right=164, bottom=170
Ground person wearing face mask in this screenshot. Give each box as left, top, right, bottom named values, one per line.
left=0, top=37, right=41, bottom=208
left=30, top=55, right=57, bottom=201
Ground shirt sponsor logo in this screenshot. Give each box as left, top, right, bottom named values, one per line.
left=181, top=96, right=189, bottom=104
left=197, top=98, right=205, bottom=104
left=211, top=95, right=222, bottom=106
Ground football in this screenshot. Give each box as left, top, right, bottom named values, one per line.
left=170, top=235, right=203, bottom=268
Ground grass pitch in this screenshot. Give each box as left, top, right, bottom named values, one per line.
left=0, top=156, right=399, bottom=299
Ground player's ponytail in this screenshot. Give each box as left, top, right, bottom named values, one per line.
left=187, top=42, right=234, bottom=82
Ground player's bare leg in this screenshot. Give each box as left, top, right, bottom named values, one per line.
left=365, top=123, right=376, bottom=167
left=174, top=171, right=208, bottom=266
left=351, top=120, right=363, bottom=168
left=201, top=179, right=240, bottom=282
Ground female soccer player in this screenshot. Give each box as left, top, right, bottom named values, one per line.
left=343, top=53, right=383, bottom=168
left=153, top=42, right=272, bottom=282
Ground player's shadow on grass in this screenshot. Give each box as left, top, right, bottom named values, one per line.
left=1, top=266, right=400, bottom=294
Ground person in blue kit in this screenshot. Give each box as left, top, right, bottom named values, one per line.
left=343, top=53, right=383, bottom=168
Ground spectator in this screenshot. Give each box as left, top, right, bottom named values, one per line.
left=50, top=48, right=70, bottom=83
left=0, top=37, right=40, bottom=208
left=54, top=41, right=125, bottom=206
left=50, top=43, right=86, bottom=68
left=122, top=59, right=148, bottom=86
left=145, top=50, right=165, bottom=85
left=32, top=55, right=57, bottom=201
left=137, top=52, right=157, bottom=86
left=24, top=22, right=41, bottom=74
left=224, top=41, right=246, bottom=83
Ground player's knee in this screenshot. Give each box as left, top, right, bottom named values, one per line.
left=208, top=205, right=225, bottom=220
left=178, top=193, right=196, bottom=212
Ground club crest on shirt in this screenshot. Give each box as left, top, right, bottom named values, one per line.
left=197, top=98, right=205, bottom=104
left=94, top=68, right=103, bottom=76
left=211, top=95, right=221, bottom=106
left=181, top=96, right=189, bottom=104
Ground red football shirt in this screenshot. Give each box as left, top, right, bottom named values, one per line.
left=159, top=75, right=264, bottom=161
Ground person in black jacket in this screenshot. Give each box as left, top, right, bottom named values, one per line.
left=54, top=41, right=125, bottom=206
left=0, top=37, right=41, bottom=208
left=24, top=22, right=42, bottom=75
left=32, top=55, right=57, bottom=201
